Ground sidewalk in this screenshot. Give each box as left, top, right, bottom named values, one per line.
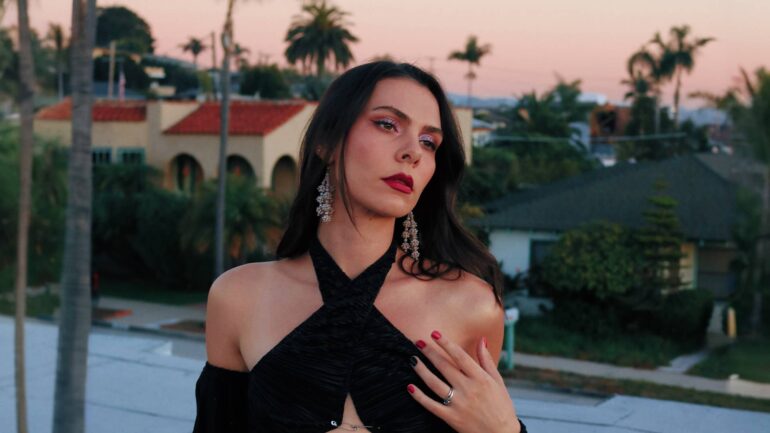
left=70, top=296, right=770, bottom=401
left=2, top=316, right=770, bottom=433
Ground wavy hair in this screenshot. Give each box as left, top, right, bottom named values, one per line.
left=276, top=61, right=502, bottom=303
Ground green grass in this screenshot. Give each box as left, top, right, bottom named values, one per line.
left=0, top=291, right=60, bottom=317
left=515, top=315, right=696, bottom=369
left=100, top=278, right=208, bottom=305
left=687, top=337, right=770, bottom=384
left=506, top=366, right=770, bottom=414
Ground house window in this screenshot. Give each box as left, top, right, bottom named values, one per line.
left=117, top=148, right=145, bottom=165
left=529, top=240, right=556, bottom=269
left=92, top=147, right=112, bottom=165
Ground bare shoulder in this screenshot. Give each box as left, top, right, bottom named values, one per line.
left=445, top=270, right=503, bottom=330
left=429, top=268, right=504, bottom=357
left=204, top=260, right=282, bottom=371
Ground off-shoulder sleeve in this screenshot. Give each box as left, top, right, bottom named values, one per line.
left=193, top=362, right=250, bottom=433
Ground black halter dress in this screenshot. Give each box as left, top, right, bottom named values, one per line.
left=193, top=236, right=528, bottom=433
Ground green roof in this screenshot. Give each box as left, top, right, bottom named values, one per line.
left=476, top=154, right=762, bottom=242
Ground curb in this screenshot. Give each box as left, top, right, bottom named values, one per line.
left=32, top=314, right=206, bottom=342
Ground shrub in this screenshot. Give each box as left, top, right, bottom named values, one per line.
left=542, top=221, right=642, bottom=300
left=650, top=288, right=714, bottom=345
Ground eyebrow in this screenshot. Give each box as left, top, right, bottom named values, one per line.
left=372, top=105, right=443, bottom=136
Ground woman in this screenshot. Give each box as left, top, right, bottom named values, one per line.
left=193, top=61, right=527, bottom=433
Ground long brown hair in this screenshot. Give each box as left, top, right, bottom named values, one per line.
left=276, top=61, right=503, bottom=303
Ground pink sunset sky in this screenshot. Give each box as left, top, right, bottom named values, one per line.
left=3, top=0, right=768, bottom=107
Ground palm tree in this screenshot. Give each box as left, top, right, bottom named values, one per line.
left=625, top=46, right=670, bottom=134
left=14, top=3, right=36, bottom=432
left=180, top=36, right=206, bottom=69
left=232, top=42, right=250, bottom=70
left=284, top=0, right=358, bottom=77
left=52, top=1, right=97, bottom=432
left=46, top=23, right=67, bottom=100
left=650, top=25, right=714, bottom=127
left=448, top=35, right=492, bottom=107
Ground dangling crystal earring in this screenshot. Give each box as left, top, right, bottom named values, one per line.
left=316, top=167, right=334, bottom=222
left=401, top=211, right=420, bottom=260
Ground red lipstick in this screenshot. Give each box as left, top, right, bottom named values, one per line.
left=382, top=173, right=413, bottom=193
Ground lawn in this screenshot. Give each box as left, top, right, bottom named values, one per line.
left=100, top=278, right=208, bottom=305
left=687, top=337, right=770, bottom=384
left=515, top=315, right=698, bottom=369
left=0, top=291, right=60, bottom=317
left=505, top=366, right=770, bottom=414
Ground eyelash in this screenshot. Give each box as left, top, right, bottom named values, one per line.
left=373, top=119, right=438, bottom=151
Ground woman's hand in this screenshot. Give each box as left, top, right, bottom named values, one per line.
left=407, top=330, right=521, bottom=433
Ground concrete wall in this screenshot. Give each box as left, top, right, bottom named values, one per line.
left=260, top=104, right=314, bottom=189
left=34, top=120, right=70, bottom=145
left=157, top=135, right=263, bottom=185
left=453, top=106, right=473, bottom=165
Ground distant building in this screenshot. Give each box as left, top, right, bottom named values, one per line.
left=475, top=153, right=763, bottom=301
left=34, top=98, right=473, bottom=197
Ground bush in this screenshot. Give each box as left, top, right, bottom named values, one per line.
left=650, top=288, right=714, bottom=345
left=542, top=221, right=643, bottom=301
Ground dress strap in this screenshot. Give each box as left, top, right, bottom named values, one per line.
left=308, top=236, right=397, bottom=304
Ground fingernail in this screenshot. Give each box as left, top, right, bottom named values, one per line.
left=409, top=356, right=418, bottom=367
left=415, top=339, right=426, bottom=349
left=482, top=336, right=488, bottom=348
left=407, top=384, right=416, bottom=394
left=431, top=330, right=442, bottom=340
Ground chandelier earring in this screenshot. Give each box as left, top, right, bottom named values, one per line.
left=401, top=211, right=420, bottom=260
left=316, top=167, right=334, bottom=223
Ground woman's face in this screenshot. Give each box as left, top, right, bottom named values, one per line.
left=335, top=77, right=443, bottom=219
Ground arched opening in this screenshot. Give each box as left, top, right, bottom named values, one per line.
left=271, top=155, right=297, bottom=197
left=227, top=155, right=256, bottom=180
left=168, top=153, right=203, bottom=194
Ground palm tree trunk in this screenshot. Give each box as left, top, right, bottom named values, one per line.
left=654, top=92, right=661, bottom=134
left=52, top=1, right=96, bottom=432
left=14, top=1, right=36, bottom=431
left=215, top=0, right=235, bottom=278
left=673, top=68, right=683, bottom=128
left=466, top=62, right=473, bottom=107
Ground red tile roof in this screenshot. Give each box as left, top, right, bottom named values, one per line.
left=36, top=98, right=147, bottom=122
left=163, top=101, right=306, bottom=136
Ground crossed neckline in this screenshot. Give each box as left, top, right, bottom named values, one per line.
left=246, top=235, right=402, bottom=375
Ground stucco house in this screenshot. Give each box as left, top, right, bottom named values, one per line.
left=476, top=153, right=765, bottom=301
left=34, top=98, right=474, bottom=197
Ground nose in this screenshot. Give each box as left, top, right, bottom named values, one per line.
left=397, top=135, right=422, bottom=164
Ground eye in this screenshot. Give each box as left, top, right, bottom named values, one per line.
left=373, top=118, right=398, bottom=132
left=419, top=134, right=438, bottom=151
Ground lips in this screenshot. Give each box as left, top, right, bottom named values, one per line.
left=382, top=173, right=414, bottom=193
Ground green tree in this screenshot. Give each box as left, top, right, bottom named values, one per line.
left=239, top=64, right=291, bottom=99
left=231, top=42, right=250, bottom=70
left=448, top=35, right=491, bottom=106
left=181, top=176, right=279, bottom=268
left=650, top=25, right=714, bottom=127
left=284, top=0, right=358, bottom=77
left=52, top=0, right=97, bottom=431
left=458, top=147, right=518, bottom=206
left=635, top=179, right=686, bottom=294
left=693, top=67, right=770, bottom=336
left=179, top=36, right=206, bottom=69
left=95, top=6, right=155, bottom=54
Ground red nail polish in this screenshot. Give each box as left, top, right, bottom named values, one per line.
left=415, top=340, right=426, bottom=349
left=482, top=336, right=488, bottom=348
left=407, top=384, right=415, bottom=394
left=431, top=330, right=442, bottom=340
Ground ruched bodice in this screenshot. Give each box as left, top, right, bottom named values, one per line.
left=194, top=236, right=456, bottom=432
